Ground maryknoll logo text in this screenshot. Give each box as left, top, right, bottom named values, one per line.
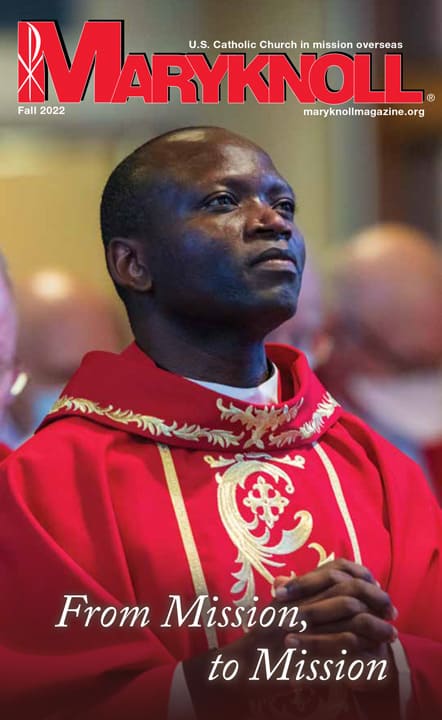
left=18, top=21, right=424, bottom=105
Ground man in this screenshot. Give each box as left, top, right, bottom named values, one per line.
left=0, top=128, right=440, bottom=720
left=10, top=269, right=128, bottom=444
left=318, top=224, right=442, bottom=500
left=0, top=251, right=20, bottom=459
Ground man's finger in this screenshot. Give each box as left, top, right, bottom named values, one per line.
left=275, top=558, right=376, bottom=602
left=284, top=631, right=374, bottom=658
left=305, top=579, right=397, bottom=620
left=283, top=596, right=369, bottom=630
left=307, top=613, right=397, bottom=645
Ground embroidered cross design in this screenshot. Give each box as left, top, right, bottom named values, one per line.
left=243, top=476, right=289, bottom=529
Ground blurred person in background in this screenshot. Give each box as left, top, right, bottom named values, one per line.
left=266, top=258, right=331, bottom=369
left=319, top=223, right=442, bottom=501
left=0, top=251, right=23, bottom=459
left=9, top=268, right=129, bottom=444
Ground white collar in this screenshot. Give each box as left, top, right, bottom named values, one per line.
left=185, top=362, right=279, bottom=404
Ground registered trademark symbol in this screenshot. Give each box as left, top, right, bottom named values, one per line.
left=426, top=93, right=435, bottom=102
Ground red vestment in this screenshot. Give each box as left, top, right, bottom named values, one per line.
left=0, top=343, right=440, bottom=719
left=423, top=440, right=442, bottom=504
left=0, top=442, right=11, bottom=462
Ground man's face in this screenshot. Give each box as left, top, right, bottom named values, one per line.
left=141, top=132, right=305, bottom=335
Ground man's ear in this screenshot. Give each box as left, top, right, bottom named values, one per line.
left=106, top=237, right=152, bottom=293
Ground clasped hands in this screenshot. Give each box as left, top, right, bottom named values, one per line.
left=184, top=558, right=399, bottom=717
left=271, top=557, right=398, bottom=691
left=220, top=558, right=398, bottom=694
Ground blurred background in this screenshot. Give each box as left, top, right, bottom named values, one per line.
left=0, top=0, right=441, bottom=498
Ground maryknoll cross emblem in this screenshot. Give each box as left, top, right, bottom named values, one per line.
left=18, top=22, right=45, bottom=102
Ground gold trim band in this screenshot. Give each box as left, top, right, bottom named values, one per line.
left=390, top=638, right=413, bottom=720
left=49, top=395, right=241, bottom=448
left=157, top=443, right=219, bottom=649
left=313, top=442, right=362, bottom=564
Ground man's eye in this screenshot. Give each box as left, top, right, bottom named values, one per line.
left=204, top=194, right=237, bottom=209
left=274, top=199, right=295, bottom=216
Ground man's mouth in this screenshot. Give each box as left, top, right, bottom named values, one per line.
left=249, top=248, right=298, bottom=273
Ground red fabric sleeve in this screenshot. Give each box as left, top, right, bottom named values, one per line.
left=398, top=634, right=442, bottom=720
left=346, top=419, right=442, bottom=719
left=422, top=440, right=442, bottom=505
left=0, top=441, right=11, bottom=462
left=0, top=433, right=176, bottom=720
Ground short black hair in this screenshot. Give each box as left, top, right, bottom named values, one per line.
left=100, top=133, right=165, bottom=303
left=100, top=126, right=225, bottom=249
left=100, top=146, right=152, bottom=251
left=100, top=126, right=242, bottom=305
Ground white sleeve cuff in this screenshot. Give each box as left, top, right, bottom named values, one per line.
left=390, top=638, right=413, bottom=719
left=167, top=662, right=197, bottom=720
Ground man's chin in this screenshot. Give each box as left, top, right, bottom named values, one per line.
left=258, top=284, right=299, bottom=316
left=239, top=289, right=299, bottom=337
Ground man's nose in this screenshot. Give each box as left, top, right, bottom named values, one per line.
left=247, top=202, right=292, bottom=240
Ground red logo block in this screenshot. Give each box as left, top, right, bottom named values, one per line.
left=18, top=22, right=45, bottom=102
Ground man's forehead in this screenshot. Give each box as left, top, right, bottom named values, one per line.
left=164, top=132, right=265, bottom=162
left=152, top=135, right=289, bottom=191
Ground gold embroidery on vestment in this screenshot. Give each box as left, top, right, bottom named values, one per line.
left=313, top=441, right=362, bottom=564
left=204, top=452, right=333, bottom=605
left=51, top=391, right=338, bottom=450
left=216, top=392, right=339, bottom=449
left=269, top=393, right=340, bottom=447
left=216, top=398, right=304, bottom=449
left=157, top=444, right=219, bottom=650
left=243, top=476, right=289, bottom=529
left=49, top=395, right=243, bottom=448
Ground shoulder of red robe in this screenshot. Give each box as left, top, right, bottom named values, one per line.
left=37, top=342, right=342, bottom=452
left=0, top=442, right=11, bottom=461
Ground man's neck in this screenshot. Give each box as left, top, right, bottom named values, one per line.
left=134, top=319, right=270, bottom=388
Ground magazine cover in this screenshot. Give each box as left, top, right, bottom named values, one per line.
left=0, top=1, right=441, bottom=719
